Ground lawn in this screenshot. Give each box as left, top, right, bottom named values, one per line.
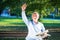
left=0, top=17, right=60, bottom=26
left=41, top=18, right=60, bottom=23
left=0, top=17, right=24, bottom=26
left=0, top=17, right=25, bottom=31
left=0, top=17, right=60, bottom=31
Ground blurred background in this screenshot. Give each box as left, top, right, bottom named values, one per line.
left=0, top=0, right=60, bottom=40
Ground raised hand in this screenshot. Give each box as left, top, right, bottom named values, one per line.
left=21, top=3, right=27, bottom=11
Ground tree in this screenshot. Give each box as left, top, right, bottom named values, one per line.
left=0, top=0, right=60, bottom=18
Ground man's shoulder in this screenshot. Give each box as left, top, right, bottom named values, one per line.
left=38, top=22, right=44, bottom=25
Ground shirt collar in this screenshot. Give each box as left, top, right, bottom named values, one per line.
left=32, top=20, right=39, bottom=25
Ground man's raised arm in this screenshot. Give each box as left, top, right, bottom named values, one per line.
left=21, top=4, right=29, bottom=25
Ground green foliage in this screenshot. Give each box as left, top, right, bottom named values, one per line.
left=0, top=0, right=60, bottom=18
left=41, top=3, right=55, bottom=16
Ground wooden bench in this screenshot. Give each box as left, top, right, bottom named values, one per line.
left=0, top=31, right=27, bottom=38
left=0, top=28, right=60, bottom=38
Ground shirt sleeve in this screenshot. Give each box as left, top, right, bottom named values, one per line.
left=41, top=23, right=45, bottom=32
left=21, top=11, right=29, bottom=25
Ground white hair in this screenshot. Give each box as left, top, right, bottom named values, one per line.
left=33, top=12, right=39, bottom=19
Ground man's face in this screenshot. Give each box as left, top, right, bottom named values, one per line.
left=32, top=13, right=39, bottom=22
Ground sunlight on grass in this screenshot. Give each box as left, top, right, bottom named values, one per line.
left=0, top=18, right=24, bottom=26
left=0, top=17, right=60, bottom=31
left=0, top=17, right=60, bottom=26
left=0, top=19, right=23, bottom=22
left=41, top=19, right=60, bottom=23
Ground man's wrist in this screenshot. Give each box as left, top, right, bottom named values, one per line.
left=22, top=9, right=25, bottom=11
left=22, top=10, right=25, bottom=12
left=22, top=10, right=25, bottom=13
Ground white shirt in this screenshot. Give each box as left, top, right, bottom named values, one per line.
left=22, top=11, right=45, bottom=40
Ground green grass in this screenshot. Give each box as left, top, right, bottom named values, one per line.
left=41, top=19, right=60, bottom=23
left=0, top=17, right=26, bottom=31
left=0, top=17, right=60, bottom=30
left=0, top=18, right=24, bottom=26
left=40, top=19, right=60, bottom=28
left=0, top=17, right=60, bottom=26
